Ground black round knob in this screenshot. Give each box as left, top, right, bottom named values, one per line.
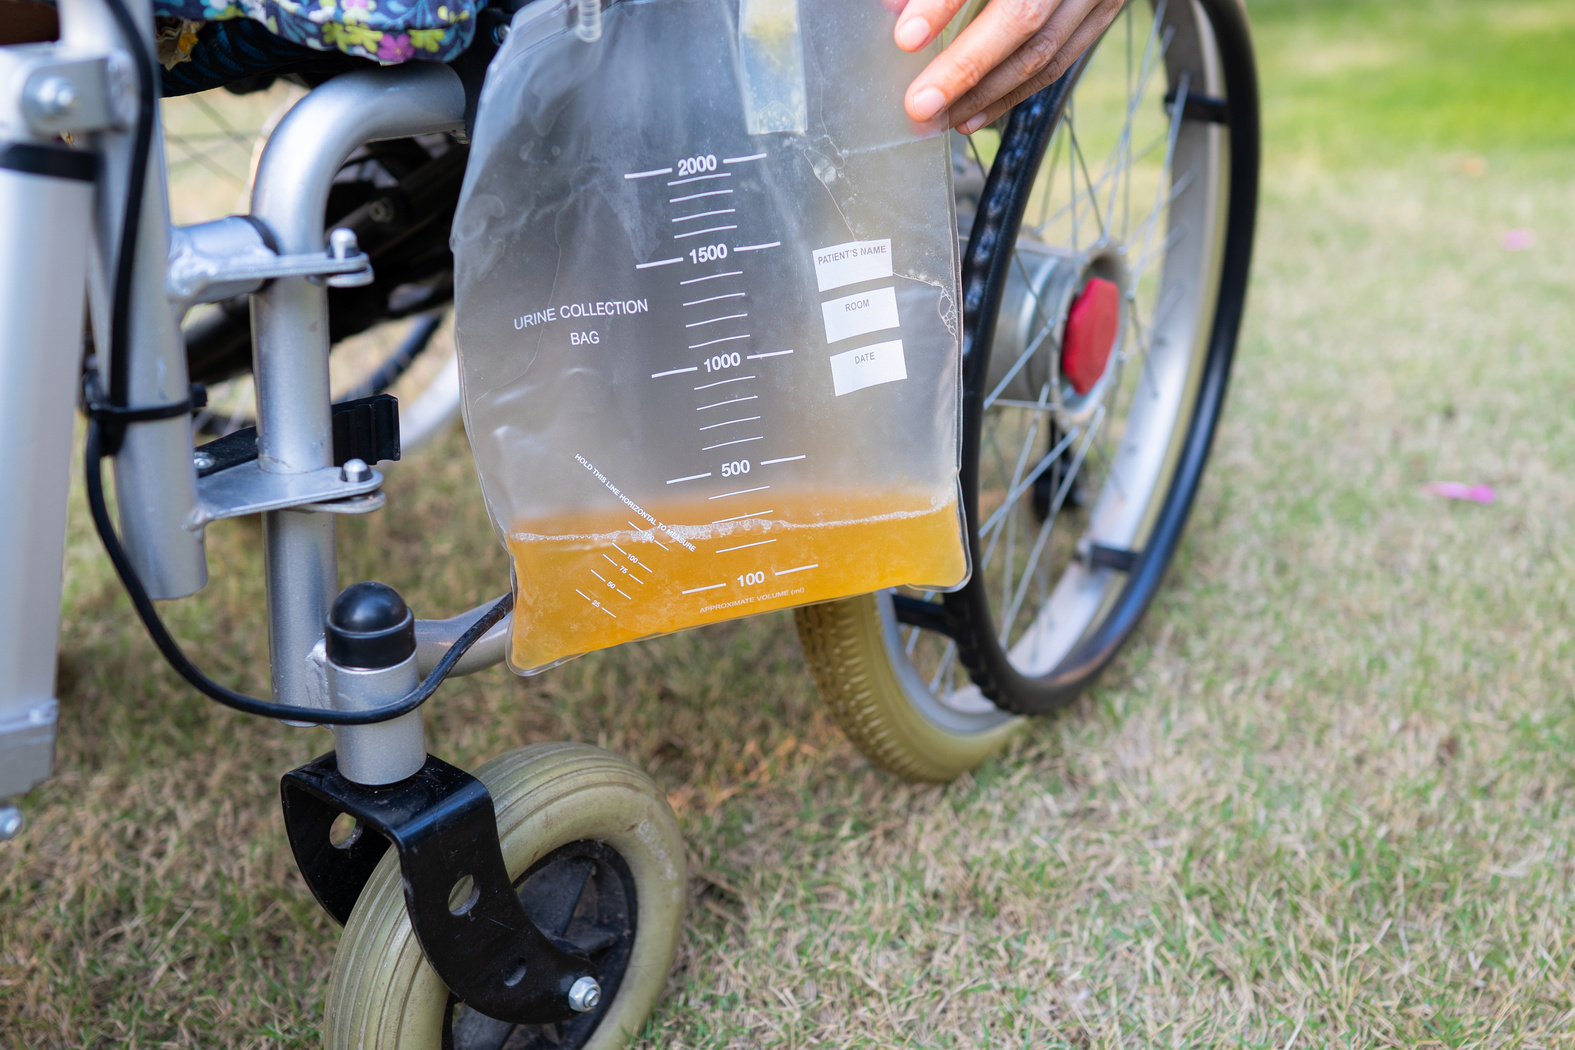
left=327, top=582, right=416, bottom=670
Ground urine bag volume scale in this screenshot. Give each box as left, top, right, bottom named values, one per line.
left=454, top=0, right=967, bottom=672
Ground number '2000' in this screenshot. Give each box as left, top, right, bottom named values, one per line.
left=677, top=154, right=718, bottom=177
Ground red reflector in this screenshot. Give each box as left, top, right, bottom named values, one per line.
left=1061, top=277, right=1121, bottom=395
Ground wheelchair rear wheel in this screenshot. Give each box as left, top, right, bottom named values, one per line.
left=798, top=0, right=1259, bottom=776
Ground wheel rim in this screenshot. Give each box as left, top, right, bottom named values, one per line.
left=446, top=841, right=638, bottom=1050
left=956, top=0, right=1233, bottom=693
left=876, top=590, right=1016, bottom=731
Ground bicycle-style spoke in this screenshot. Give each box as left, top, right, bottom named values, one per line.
left=927, top=639, right=959, bottom=695
left=1067, top=121, right=1106, bottom=242
left=999, top=405, right=1108, bottom=645
left=978, top=423, right=1079, bottom=555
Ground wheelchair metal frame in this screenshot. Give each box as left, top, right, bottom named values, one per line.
left=0, top=0, right=511, bottom=813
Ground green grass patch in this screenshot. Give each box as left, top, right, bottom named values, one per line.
left=1251, top=0, right=1575, bottom=166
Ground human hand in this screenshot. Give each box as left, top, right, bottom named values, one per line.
left=895, top=0, right=1126, bottom=133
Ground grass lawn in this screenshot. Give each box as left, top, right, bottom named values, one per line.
left=6, top=0, right=1575, bottom=1045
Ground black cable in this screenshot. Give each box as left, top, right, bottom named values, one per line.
left=100, top=0, right=157, bottom=454
left=85, top=0, right=510, bottom=725
left=86, top=419, right=511, bottom=724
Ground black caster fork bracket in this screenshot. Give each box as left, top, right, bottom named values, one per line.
left=282, top=752, right=598, bottom=1025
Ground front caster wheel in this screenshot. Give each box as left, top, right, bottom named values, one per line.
left=324, top=743, right=686, bottom=1050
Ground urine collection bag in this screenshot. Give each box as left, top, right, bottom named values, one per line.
left=454, top=0, right=968, bottom=673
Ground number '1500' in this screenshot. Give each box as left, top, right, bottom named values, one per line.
left=689, top=243, right=728, bottom=264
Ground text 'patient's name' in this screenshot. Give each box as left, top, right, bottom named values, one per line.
left=812, top=238, right=893, bottom=292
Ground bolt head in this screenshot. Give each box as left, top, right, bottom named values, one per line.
left=368, top=198, right=397, bottom=225
left=0, top=806, right=24, bottom=842
left=341, top=458, right=372, bottom=484
left=193, top=451, right=216, bottom=471
left=328, top=227, right=360, bottom=260
left=567, top=976, right=601, bottom=1013
left=33, top=76, right=78, bottom=118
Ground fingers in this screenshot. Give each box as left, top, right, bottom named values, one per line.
left=949, top=0, right=1123, bottom=133
left=892, top=0, right=972, bottom=52
left=904, top=0, right=1059, bottom=123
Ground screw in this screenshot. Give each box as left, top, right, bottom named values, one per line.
left=31, top=76, right=78, bottom=119
left=341, top=458, right=372, bottom=484
left=193, top=450, right=215, bottom=472
left=492, top=23, right=510, bottom=45
left=0, top=806, right=24, bottom=842
left=567, top=976, right=601, bottom=1013
left=325, top=227, right=374, bottom=288
left=368, top=197, right=397, bottom=225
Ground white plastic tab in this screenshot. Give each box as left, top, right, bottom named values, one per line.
left=821, top=286, right=900, bottom=344
left=830, top=339, right=907, bottom=396
left=813, top=239, right=894, bottom=292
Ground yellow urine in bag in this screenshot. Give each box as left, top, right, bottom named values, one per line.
left=505, top=490, right=966, bottom=670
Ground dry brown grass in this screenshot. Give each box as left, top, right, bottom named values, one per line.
left=8, top=0, right=1575, bottom=1046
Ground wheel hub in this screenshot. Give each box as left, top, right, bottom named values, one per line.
left=1060, top=277, right=1121, bottom=396
left=984, top=243, right=1129, bottom=423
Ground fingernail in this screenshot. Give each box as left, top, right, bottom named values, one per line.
left=895, top=16, right=930, bottom=50
left=910, top=86, right=947, bottom=122
left=959, top=112, right=987, bottom=134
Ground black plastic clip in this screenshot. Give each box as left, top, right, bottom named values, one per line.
left=195, top=393, right=401, bottom=478
left=892, top=594, right=957, bottom=638
left=281, top=752, right=596, bottom=1025
left=1086, top=544, right=1140, bottom=573
left=82, top=370, right=207, bottom=453
left=1163, top=89, right=1230, bottom=125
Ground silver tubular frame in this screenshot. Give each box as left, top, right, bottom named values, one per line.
left=416, top=599, right=514, bottom=678
left=0, top=102, right=93, bottom=801
left=0, top=0, right=157, bottom=798
left=247, top=65, right=466, bottom=715
left=62, top=0, right=208, bottom=600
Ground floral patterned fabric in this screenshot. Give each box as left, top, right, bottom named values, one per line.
left=151, top=0, right=481, bottom=64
